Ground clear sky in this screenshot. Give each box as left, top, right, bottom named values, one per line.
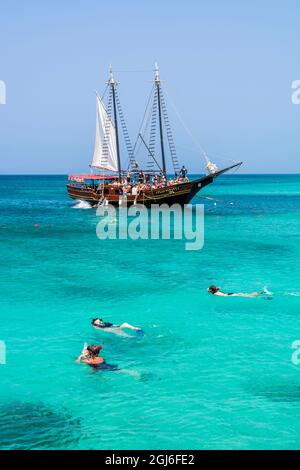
left=0, top=0, right=299, bottom=174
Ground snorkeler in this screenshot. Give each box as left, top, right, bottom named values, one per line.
left=76, top=343, right=119, bottom=371
left=208, top=285, right=267, bottom=298
left=76, top=344, right=104, bottom=366
left=91, top=318, right=144, bottom=336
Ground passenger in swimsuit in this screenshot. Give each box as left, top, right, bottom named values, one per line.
left=208, top=285, right=264, bottom=298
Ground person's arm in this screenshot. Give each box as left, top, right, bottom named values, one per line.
left=75, top=354, right=84, bottom=362
left=82, top=357, right=104, bottom=365
left=76, top=343, right=88, bottom=362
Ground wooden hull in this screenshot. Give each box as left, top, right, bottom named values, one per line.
left=67, top=176, right=212, bottom=207
left=67, top=164, right=241, bottom=207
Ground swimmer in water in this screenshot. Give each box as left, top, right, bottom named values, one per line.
left=91, top=318, right=144, bottom=336
left=208, top=285, right=266, bottom=298
left=76, top=344, right=119, bottom=371
left=76, top=344, right=104, bottom=366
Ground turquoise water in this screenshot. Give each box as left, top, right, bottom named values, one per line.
left=0, top=174, right=300, bottom=450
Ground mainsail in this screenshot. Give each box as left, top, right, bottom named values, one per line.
left=90, top=94, right=119, bottom=172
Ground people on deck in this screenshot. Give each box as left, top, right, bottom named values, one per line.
left=208, top=285, right=266, bottom=298
left=138, top=170, right=144, bottom=183
left=174, top=176, right=183, bottom=184
left=180, top=165, right=188, bottom=178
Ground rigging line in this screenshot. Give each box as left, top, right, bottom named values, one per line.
left=232, top=164, right=241, bottom=174
left=132, top=109, right=151, bottom=169
left=114, top=87, right=134, bottom=162
left=138, top=133, right=162, bottom=172
left=140, top=91, right=157, bottom=168
left=133, top=85, right=155, bottom=153
left=134, top=85, right=154, bottom=149
left=205, top=152, right=239, bottom=164
left=101, top=84, right=109, bottom=101
left=164, top=86, right=238, bottom=167
left=163, top=86, right=208, bottom=160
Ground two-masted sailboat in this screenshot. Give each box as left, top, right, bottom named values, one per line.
left=67, top=65, right=242, bottom=207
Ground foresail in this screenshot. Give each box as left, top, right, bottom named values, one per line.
left=90, top=95, right=119, bottom=172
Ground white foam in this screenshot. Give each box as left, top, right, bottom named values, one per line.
left=263, top=286, right=273, bottom=296
left=72, top=200, right=92, bottom=210
left=285, top=292, right=300, bottom=297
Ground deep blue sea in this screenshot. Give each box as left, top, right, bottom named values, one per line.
left=0, top=174, right=300, bottom=450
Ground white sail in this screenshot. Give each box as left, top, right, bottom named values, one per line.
left=206, top=161, right=219, bottom=174
left=205, top=155, right=218, bottom=175
left=90, top=95, right=119, bottom=172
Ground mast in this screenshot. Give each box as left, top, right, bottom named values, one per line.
left=109, top=66, right=122, bottom=181
left=155, top=63, right=166, bottom=175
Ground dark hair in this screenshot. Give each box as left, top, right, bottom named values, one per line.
left=87, top=344, right=102, bottom=356
left=208, top=285, right=219, bottom=294
left=93, top=345, right=102, bottom=355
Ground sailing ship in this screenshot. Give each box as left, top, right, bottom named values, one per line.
left=67, top=65, right=242, bottom=207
